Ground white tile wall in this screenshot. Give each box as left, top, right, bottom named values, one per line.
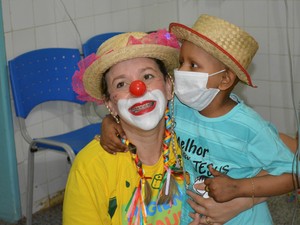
left=75, top=16, right=95, bottom=45
left=112, top=10, right=130, bottom=31
left=143, top=4, right=161, bottom=31
left=36, top=24, right=58, bottom=49
left=3, top=0, right=300, bottom=217
left=270, top=81, right=294, bottom=108
left=244, top=0, right=268, bottom=27
left=93, top=0, right=111, bottom=14
left=220, top=0, right=244, bottom=27
left=11, top=28, right=36, bottom=57
left=128, top=7, right=145, bottom=31
left=294, top=28, right=300, bottom=55
left=158, top=0, right=178, bottom=29
left=269, top=55, right=292, bottom=82
left=94, top=13, right=114, bottom=34
left=45, top=151, right=70, bottom=182
left=293, top=56, right=300, bottom=83
left=270, top=107, right=298, bottom=135
left=246, top=80, right=272, bottom=107
left=4, top=32, right=13, bottom=60
left=111, top=0, right=128, bottom=12
left=251, top=54, right=269, bottom=81
left=269, top=27, right=292, bottom=55
left=33, top=0, right=56, bottom=27
left=10, top=0, right=34, bottom=30
left=197, top=0, right=221, bottom=19
left=1, top=0, right=11, bottom=32
left=54, top=0, right=76, bottom=23
left=74, top=0, right=94, bottom=18
left=294, top=0, right=300, bottom=28
left=178, top=0, right=198, bottom=25
left=13, top=131, right=26, bottom=163
left=56, top=21, right=80, bottom=48
left=128, top=0, right=143, bottom=8
left=268, top=0, right=294, bottom=28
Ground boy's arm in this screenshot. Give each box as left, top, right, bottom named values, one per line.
left=100, top=115, right=127, bottom=154
left=201, top=132, right=299, bottom=203
left=202, top=165, right=296, bottom=203
left=279, top=132, right=298, bottom=153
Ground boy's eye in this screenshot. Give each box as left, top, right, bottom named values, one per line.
left=191, top=63, right=198, bottom=68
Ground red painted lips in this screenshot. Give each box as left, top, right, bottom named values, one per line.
left=129, top=100, right=156, bottom=116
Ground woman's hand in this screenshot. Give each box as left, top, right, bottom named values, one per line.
left=186, top=190, right=255, bottom=225
left=188, top=212, right=222, bottom=225
left=100, top=115, right=127, bottom=154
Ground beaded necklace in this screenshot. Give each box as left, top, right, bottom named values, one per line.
left=124, top=106, right=183, bottom=225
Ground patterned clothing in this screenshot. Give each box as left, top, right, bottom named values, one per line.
left=63, top=138, right=184, bottom=225
left=175, top=94, right=294, bottom=225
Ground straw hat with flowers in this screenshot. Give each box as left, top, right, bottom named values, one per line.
left=72, top=30, right=180, bottom=103
left=169, top=14, right=259, bottom=87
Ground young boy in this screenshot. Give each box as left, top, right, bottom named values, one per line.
left=169, top=14, right=296, bottom=224
left=100, top=15, right=297, bottom=224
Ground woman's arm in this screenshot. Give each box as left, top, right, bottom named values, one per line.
left=186, top=190, right=267, bottom=225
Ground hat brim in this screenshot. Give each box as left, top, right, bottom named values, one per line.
left=169, top=22, right=255, bottom=87
left=83, top=44, right=179, bottom=100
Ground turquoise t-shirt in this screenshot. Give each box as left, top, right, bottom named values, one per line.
left=174, top=94, right=294, bottom=225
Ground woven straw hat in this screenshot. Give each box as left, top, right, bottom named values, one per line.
left=82, top=31, right=179, bottom=100
left=169, top=14, right=259, bottom=86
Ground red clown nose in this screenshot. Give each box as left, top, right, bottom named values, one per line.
left=129, top=80, right=146, bottom=97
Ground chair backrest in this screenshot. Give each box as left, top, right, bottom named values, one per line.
left=8, top=48, right=83, bottom=119
left=82, top=32, right=123, bottom=57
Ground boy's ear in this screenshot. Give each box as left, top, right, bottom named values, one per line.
left=218, top=70, right=238, bottom=91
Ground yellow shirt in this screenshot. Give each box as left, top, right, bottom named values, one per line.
left=63, top=138, right=184, bottom=225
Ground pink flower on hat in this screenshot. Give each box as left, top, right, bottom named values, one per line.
left=72, top=53, right=103, bottom=104
left=127, top=29, right=180, bottom=49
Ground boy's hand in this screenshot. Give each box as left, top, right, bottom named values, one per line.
left=100, top=115, right=127, bottom=154
left=202, top=165, right=239, bottom=202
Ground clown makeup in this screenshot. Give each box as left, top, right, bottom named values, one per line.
left=105, top=57, right=172, bottom=130
left=118, top=89, right=167, bottom=130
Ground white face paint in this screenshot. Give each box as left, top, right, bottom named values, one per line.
left=117, top=89, right=166, bottom=131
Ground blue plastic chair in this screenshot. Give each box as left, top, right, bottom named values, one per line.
left=8, top=48, right=101, bottom=225
left=82, top=32, right=123, bottom=57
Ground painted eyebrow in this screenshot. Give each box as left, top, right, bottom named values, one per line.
left=111, top=74, right=127, bottom=84
left=111, top=66, right=159, bottom=83
left=138, top=66, right=158, bottom=73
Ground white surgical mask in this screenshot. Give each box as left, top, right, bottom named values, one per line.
left=174, top=69, right=226, bottom=111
